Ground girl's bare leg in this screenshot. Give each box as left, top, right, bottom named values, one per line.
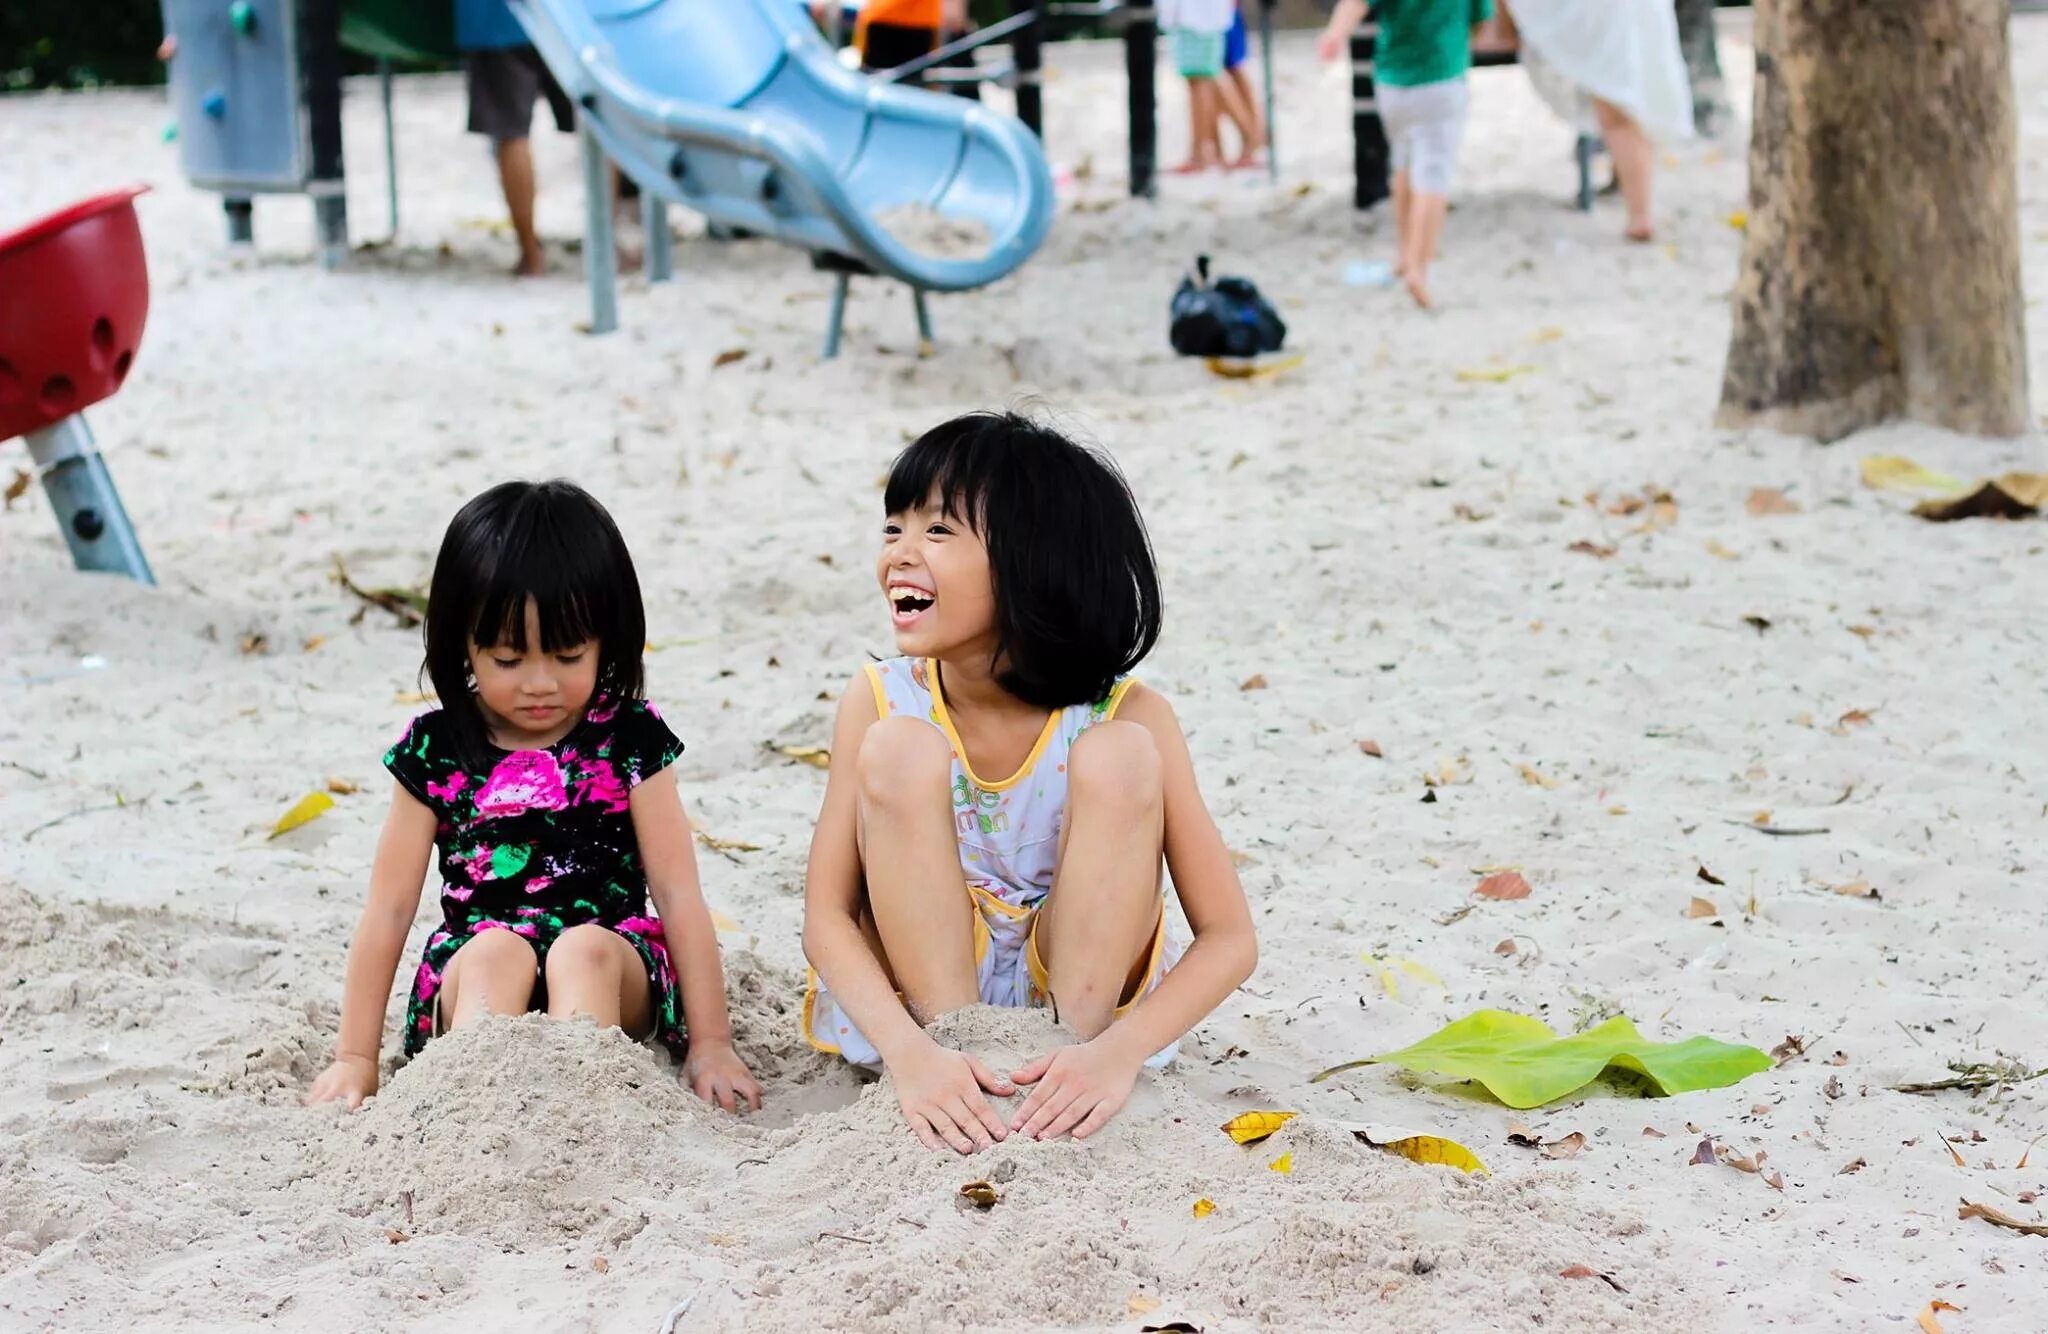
left=858, top=718, right=979, bottom=1023
left=1592, top=97, right=1656, bottom=240
left=438, top=928, right=539, bottom=1030
left=1391, top=167, right=1414, bottom=276
left=1032, top=721, right=1165, bottom=1040
left=542, top=923, right=653, bottom=1034
left=1217, top=67, right=1266, bottom=163
left=1404, top=190, right=1447, bottom=309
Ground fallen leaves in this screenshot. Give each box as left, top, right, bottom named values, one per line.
left=1311, top=1010, right=1773, bottom=1109
left=1705, top=539, right=1741, bottom=561
left=332, top=556, right=427, bottom=628
left=713, top=348, right=749, bottom=369
left=1518, top=763, right=1561, bottom=790
left=695, top=830, right=762, bottom=856
left=1696, top=866, right=1726, bottom=887
left=2, top=469, right=29, bottom=508
left=1830, top=879, right=1881, bottom=901
left=1690, top=1137, right=1716, bottom=1166
left=1913, top=473, right=2048, bottom=521
left=1357, top=739, right=1384, bottom=759
left=958, top=1180, right=1000, bottom=1210
left=1191, top=1197, right=1216, bottom=1219
left=1861, top=455, right=1965, bottom=496
left=1838, top=1157, right=1867, bottom=1174
left=1349, top=1124, right=1489, bottom=1174
left=1267, top=1152, right=1294, bottom=1174
left=1685, top=897, right=1719, bottom=920
left=1360, top=954, right=1445, bottom=1000
left=1558, top=1264, right=1626, bottom=1294
left=1454, top=364, right=1536, bottom=384
left=1239, top=673, right=1268, bottom=691
left=1220, top=1110, right=1296, bottom=1145
left=775, top=745, right=831, bottom=769
left=324, top=777, right=359, bottom=795
left=1205, top=353, right=1305, bottom=381
left=1746, top=487, right=1800, bottom=516
left=1508, top=1125, right=1586, bottom=1159
left=1958, top=1199, right=2048, bottom=1236
left=591, top=1255, right=610, bottom=1274
left=1917, top=1299, right=1964, bottom=1334
left=268, top=791, right=335, bottom=839
left=1474, top=871, right=1532, bottom=901
left=1567, top=539, right=1618, bottom=559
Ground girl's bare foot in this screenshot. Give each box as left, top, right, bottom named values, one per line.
left=1404, top=270, right=1432, bottom=309
left=1168, top=158, right=1219, bottom=176
left=513, top=247, right=545, bottom=277
left=1624, top=220, right=1655, bottom=243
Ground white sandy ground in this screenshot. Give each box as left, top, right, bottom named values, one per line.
left=3, top=14, right=2047, bottom=1331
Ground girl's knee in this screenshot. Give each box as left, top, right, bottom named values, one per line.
left=1069, top=721, right=1161, bottom=807
left=857, top=717, right=952, bottom=803
left=457, top=926, right=539, bottom=973
left=544, top=923, right=626, bottom=984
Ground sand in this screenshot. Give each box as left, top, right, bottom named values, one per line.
left=5, top=13, right=2047, bottom=1331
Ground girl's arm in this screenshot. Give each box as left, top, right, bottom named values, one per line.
left=1317, top=0, right=1368, bottom=61
left=1007, top=685, right=1257, bottom=1140
left=1090, top=684, right=1258, bottom=1063
left=801, top=679, right=1014, bottom=1154
left=305, top=783, right=436, bottom=1108
left=631, top=767, right=762, bottom=1112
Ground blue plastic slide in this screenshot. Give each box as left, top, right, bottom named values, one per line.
left=511, top=0, right=1057, bottom=354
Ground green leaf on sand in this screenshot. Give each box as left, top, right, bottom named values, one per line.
left=1311, top=1009, right=1773, bottom=1110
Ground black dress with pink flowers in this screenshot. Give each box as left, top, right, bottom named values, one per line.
left=383, top=695, right=688, bottom=1058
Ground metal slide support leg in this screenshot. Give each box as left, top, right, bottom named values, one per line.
left=380, top=58, right=399, bottom=238
left=1351, top=24, right=1389, bottom=210
left=1258, top=0, right=1277, bottom=183
left=822, top=272, right=851, bottom=360
left=912, top=288, right=934, bottom=347
left=1125, top=6, right=1157, bottom=198
left=304, top=0, right=348, bottom=267
left=24, top=415, right=154, bottom=585
left=1008, top=3, right=1044, bottom=137
left=225, top=197, right=255, bottom=245
left=642, top=188, right=673, bottom=283
left=1573, top=133, right=1596, bottom=211
left=580, top=124, right=619, bottom=334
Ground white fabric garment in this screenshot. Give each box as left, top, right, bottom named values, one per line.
left=1157, top=0, right=1236, bottom=35
left=1505, top=0, right=1695, bottom=143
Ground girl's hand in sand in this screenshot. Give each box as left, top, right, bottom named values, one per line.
left=683, top=1039, right=764, bottom=1113
left=891, top=1039, right=1013, bottom=1154
left=306, top=1054, right=379, bottom=1110
left=1009, top=1038, right=1143, bottom=1141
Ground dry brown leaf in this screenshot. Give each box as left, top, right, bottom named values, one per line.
left=1493, top=938, right=1518, bottom=956
left=1606, top=494, right=1645, bottom=517
left=1642, top=1126, right=1667, bottom=1139
left=1936, top=1130, right=1967, bottom=1168
left=1357, top=739, right=1384, bottom=759
left=1917, top=1299, right=1964, bottom=1334
left=1831, top=879, right=1881, bottom=900
left=1519, top=763, right=1561, bottom=790
left=1770, top=1035, right=1808, bottom=1064
left=776, top=745, right=831, bottom=769
left=1836, top=708, right=1875, bottom=730
left=959, top=1180, right=1000, bottom=1210
left=1567, top=539, right=1618, bottom=558
left=1697, top=866, right=1726, bottom=886
left=591, top=1255, right=609, bottom=1274
left=1746, top=487, right=1801, bottom=516
left=1705, top=539, right=1741, bottom=561
left=1558, top=1264, right=1626, bottom=1293
left=302, top=635, right=327, bottom=652
left=1765, top=1169, right=1785, bottom=1191
left=239, top=632, right=268, bottom=656
left=1847, top=624, right=1877, bottom=640
left=1839, top=1157, right=1867, bottom=1175
left=385, top=1228, right=410, bottom=1244
left=324, top=777, right=359, bottom=795
left=1685, top=897, right=1719, bottom=919
left=1240, top=674, right=1268, bottom=691
left=1474, top=871, right=1532, bottom=901
left=1913, top=474, right=2048, bottom=521
left=1719, top=1145, right=1762, bottom=1173
left=1689, top=1137, right=1715, bottom=1166
left=2, top=469, right=30, bottom=508
left=713, top=348, right=749, bottom=368
left=696, top=831, right=763, bottom=855
left=1543, top=1132, right=1587, bottom=1159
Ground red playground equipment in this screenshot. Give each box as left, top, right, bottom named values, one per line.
left=0, top=186, right=156, bottom=584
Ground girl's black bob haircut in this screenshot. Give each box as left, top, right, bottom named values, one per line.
left=884, top=411, right=1162, bottom=710
left=422, top=479, right=647, bottom=765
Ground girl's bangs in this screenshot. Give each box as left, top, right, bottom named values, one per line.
left=467, top=529, right=597, bottom=652
left=883, top=425, right=994, bottom=527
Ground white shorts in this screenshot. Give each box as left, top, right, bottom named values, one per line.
left=803, top=883, right=1183, bottom=1072
left=1380, top=76, right=1471, bottom=195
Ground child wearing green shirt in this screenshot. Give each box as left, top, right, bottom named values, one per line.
left=1319, top=0, right=1494, bottom=308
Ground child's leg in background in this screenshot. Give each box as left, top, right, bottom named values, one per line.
left=1592, top=96, right=1656, bottom=240
left=1381, top=78, right=1469, bottom=308
left=1190, top=78, right=1223, bottom=169
left=1170, top=27, right=1228, bottom=172
left=1031, top=722, right=1165, bottom=1039
left=855, top=718, right=981, bottom=1023
left=1391, top=167, right=1413, bottom=275
left=437, top=927, right=539, bottom=1029
left=1219, top=6, right=1266, bottom=165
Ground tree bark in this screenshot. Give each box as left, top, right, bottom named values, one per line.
left=1717, top=0, right=2030, bottom=442
left=1674, top=0, right=1728, bottom=134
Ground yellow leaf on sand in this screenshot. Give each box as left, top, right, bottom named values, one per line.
left=1128, top=1294, right=1162, bottom=1316
left=269, top=792, right=335, bottom=839
left=1705, top=539, right=1741, bottom=561
left=1361, top=954, right=1446, bottom=1000
left=1204, top=353, right=1305, bottom=381
left=1192, top=1198, right=1216, bottom=1219
left=1347, top=1123, right=1489, bottom=1175
left=1220, top=1110, right=1297, bottom=1145
left=1531, top=326, right=1565, bottom=344
left=1726, top=209, right=1748, bottom=230
left=1455, top=364, right=1537, bottom=384
left=1519, top=763, right=1561, bottom=790
left=1917, top=1299, right=1963, bottom=1334
left=710, top=909, right=741, bottom=932
left=777, top=745, right=831, bottom=769
left=1269, top=1152, right=1294, bottom=1174
left=1860, top=455, right=1967, bottom=496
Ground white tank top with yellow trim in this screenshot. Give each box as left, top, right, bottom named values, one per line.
left=866, top=655, right=1133, bottom=910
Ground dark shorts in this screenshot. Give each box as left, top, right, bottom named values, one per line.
left=465, top=46, right=574, bottom=142
left=1224, top=7, right=1248, bottom=70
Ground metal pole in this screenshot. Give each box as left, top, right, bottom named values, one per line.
left=302, top=0, right=348, bottom=266
left=1008, top=3, right=1044, bottom=138
left=822, top=272, right=851, bottom=359
left=1124, top=4, right=1156, bottom=198
left=642, top=187, right=673, bottom=282
left=1350, top=14, right=1389, bottom=209
left=379, top=57, right=399, bottom=239
left=24, top=415, right=154, bottom=584
left=1257, top=0, right=1276, bottom=183
left=579, top=122, right=619, bottom=333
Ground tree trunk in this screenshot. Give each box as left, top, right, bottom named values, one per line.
left=1674, top=0, right=1728, bottom=134
left=1717, top=0, right=2030, bottom=442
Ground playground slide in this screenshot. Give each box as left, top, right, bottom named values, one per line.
left=510, top=0, right=1055, bottom=313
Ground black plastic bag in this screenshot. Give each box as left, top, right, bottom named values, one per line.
left=1169, top=255, right=1287, bottom=358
